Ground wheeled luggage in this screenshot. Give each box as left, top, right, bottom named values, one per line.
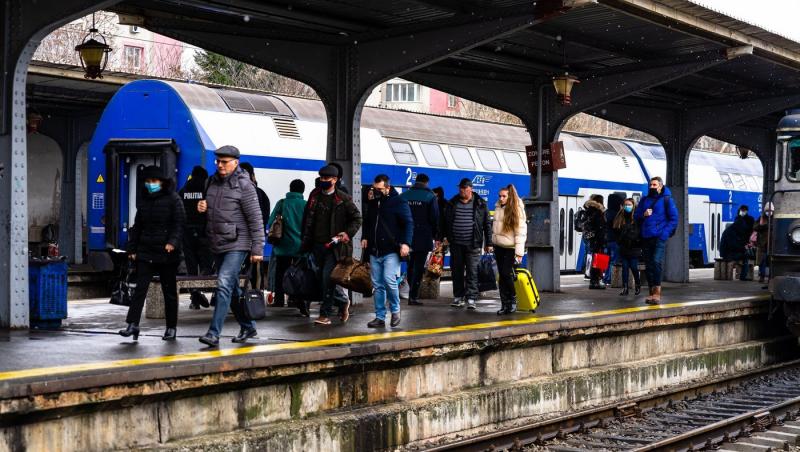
left=513, top=267, right=540, bottom=312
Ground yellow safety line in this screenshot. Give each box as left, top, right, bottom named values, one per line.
left=0, top=295, right=769, bottom=383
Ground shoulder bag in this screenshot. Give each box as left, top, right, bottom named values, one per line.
left=237, top=262, right=266, bottom=321
left=331, top=251, right=373, bottom=296
left=267, top=201, right=284, bottom=245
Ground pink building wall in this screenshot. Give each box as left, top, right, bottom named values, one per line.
left=428, top=89, right=459, bottom=115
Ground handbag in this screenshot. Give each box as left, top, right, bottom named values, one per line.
left=238, top=262, right=266, bottom=321
left=591, top=252, right=611, bottom=272
left=283, top=254, right=321, bottom=301
left=331, top=254, right=373, bottom=295
left=268, top=214, right=283, bottom=245
left=426, top=244, right=444, bottom=277
left=109, top=261, right=135, bottom=306
left=478, top=254, right=498, bottom=292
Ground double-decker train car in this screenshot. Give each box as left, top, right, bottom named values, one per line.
left=85, top=80, right=762, bottom=271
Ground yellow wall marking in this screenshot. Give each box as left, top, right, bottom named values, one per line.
left=0, top=295, right=769, bottom=383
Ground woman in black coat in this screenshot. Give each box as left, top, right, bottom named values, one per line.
left=120, top=166, right=186, bottom=341
left=612, top=198, right=642, bottom=296
left=583, top=194, right=607, bottom=289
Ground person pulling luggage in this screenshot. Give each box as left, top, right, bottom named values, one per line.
left=491, top=184, right=527, bottom=315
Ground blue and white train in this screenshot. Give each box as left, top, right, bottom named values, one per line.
left=86, top=80, right=763, bottom=271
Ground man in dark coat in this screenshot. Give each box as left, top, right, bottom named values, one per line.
left=442, top=178, right=492, bottom=310
left=362, top=174, right=413, bottom=328
left=399, top=173, right=439, bottom=306
left=300, top=164, right=362, bottom=325
left=731, top=204, right=755, bottom=281
left=240, top=162, right=270, bottom=290
left=178, top=166, right=213, bottom=309
left=197, top=146, right=265, bottom=347
left=121, top=165, right=185, bottom=341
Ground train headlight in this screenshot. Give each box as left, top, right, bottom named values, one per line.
left=791, top=227, right=800, bottom=245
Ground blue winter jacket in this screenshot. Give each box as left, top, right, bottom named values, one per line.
left=634, top=187, right=679, bottom=241
left=399, top=183, right=439, bottom=253
left=363, top=188, right=414, bottom=257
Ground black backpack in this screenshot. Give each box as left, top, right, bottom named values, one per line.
left=574, top=208, right=588, bottom=232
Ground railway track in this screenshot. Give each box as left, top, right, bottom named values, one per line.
left=433, top=360, right=800, bottom=452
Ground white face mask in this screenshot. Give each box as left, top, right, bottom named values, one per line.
left=739, top=211, right=747, bottom=217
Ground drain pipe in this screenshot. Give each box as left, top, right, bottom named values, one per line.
left=533, top=82, right=547, bottom=200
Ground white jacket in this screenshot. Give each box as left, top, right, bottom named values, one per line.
left=491, top=200, right=527, bottom=256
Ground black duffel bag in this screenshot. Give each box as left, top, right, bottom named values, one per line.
left=478, top=254, right=498, bottom=293
left=282, top=254, right=321, bottom=301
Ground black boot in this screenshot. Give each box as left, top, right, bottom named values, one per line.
left=162, top=328, right=176, bottom=341
left=619, top=285, right=629, bottom=296
left=119, top=323, right=140, bottom=340
left=634, top=284, right=641, bottom=295
left=497, top=301, right=508, bottom=315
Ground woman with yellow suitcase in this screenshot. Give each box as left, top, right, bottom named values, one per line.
left=491, top=184, right=530, bottom=315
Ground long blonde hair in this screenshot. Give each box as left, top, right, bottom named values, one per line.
left=613, top=198, right=636, bottom=229
left=500, top=184, right=521, bottom=233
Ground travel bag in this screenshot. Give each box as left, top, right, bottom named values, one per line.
left=237, top=263, right=266, bottom=321
left=513, top=266, right=540, bottom=312
left=478, top=254, right=498, bottom=292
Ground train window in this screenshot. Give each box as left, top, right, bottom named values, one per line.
left=389, top=140, right=418, bottom=165
left=503, top=151, right=527, bottom=173
left=789, top=139, right=800, bottom=181
left=419, top=143, right=448, bottom=167
left=731, top=173, right=747, bottom=190
left=477, top=149, right=502, bottom=171
left=745, top=175, right=759, bottom=191
left=449, top=146, right=476, bottom=169
left=719, top=172, right=735, bottom=189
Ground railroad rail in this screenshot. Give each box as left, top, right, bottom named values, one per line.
left=433, top=359, right=800, bottom=451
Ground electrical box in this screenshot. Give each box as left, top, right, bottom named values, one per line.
left=525, top=200, right=553, bottom=247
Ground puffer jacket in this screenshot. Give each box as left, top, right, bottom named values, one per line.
left=363, top=188, right=413, bottom=258
left=300, top=187, right=362, bottom=261
left=635, top=186, right=679, bottom=241
left=582, top=199, right=607, bottom=252
left=205, top=166, right=265, bottom=255
left=127, top=183, right=185, bottom=264
left=443, top=194, right=492, bottom=249
left=491, top=200, right=527, bottom=256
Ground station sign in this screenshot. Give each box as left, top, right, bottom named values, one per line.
left=525, top=141, right=567, bottom=173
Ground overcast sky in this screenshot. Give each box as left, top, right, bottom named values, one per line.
left=690, top=0, right=800, bottom=42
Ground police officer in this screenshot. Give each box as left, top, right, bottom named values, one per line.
left=178, top=166, right=213, bottom=308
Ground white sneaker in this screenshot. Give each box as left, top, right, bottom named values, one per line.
left=451, top=297, right=464, bottom=307
left=466, top=299, right=477, bottom=310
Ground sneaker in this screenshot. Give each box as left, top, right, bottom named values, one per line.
left=232, top=327, right=257, bottom=343
left=367, top=318, right=386, bottom=328
left=451, top=297, right=464, bottom=308
left=390, top=311, right=401, bottom=327
left=314, top=316, right=332, bottom=325
left=466, top=299, right=477, bottom=310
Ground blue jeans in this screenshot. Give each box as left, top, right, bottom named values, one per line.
left=603, top=242, right=619, bottom=285
left=642, top=237, right=666, bottom=287
left=620, top=256, right=641, bottom=287
left=208, top=251, right=256, bottom=337
left=371, top=253, right=401, bottom=320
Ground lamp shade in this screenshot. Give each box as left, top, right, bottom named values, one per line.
left=75, top=33, right=111, bottom=79
left=552, top=73, right=579, bottom=106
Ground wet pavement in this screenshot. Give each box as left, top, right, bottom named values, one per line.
left=0, top=269, right=769, bottom=378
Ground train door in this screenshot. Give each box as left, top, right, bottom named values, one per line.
left=558, top=195, right=581, bottom=271
left=707, top=202, right=723, bottom=260
left=103, top=140, right=178, bottom=249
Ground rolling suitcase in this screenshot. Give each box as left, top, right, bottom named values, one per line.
left=513, top=267, right=540, bottom=312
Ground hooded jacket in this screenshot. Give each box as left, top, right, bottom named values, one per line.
left=491, top=199, right=527, bottom=256
left=634, top=186, right=679, bottom=241
left=363, top=187, right=413, bottom=257
left=204, top=165, right=265, bottom=255
left=582, top=199, right=607, bottom=252
left=127, top=174, right=185, bottom=264
left=443, top=193, right=492, bottom=249
left=399, top=182, right=439, bottom=253
left=604, top=193, right=624, bottom=243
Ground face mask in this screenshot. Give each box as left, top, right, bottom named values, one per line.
left=648, top=188, right=659, bottom=197
left=624, top=205, right=633, bottom=213
left=319, top=180, right=333, bottom=191
left=739, top=211, right=747, bottom=217
left=145, top=182, right=161, bottom=194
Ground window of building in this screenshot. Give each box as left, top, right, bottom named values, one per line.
left=419, top=143, right=447, bottom=167
left=124, top=45, right=143, bottom=70
left=719, top=172, right=734, bottom=189
left=503, top=151, right=527, bottom=173
left=389, top=140, right=417, bottom=165
left=385, top=82, right=418, bottom=102
left=477, top=148, right=502, bottom=171
left=447, top=94, right=457, bottom=108
left=449, top=146, right=475, bottom=169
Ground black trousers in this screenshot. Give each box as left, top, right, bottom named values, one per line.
left=127, top=260, right=179, bottom=328
left=406, top=251, right=429, bottom=301
left=273, top=255, right=293, bottom=299
left=450, top=244, right=481, bottom=300
left=183, top=226, right=213, bottom=275
left=494, top=246, right=516, bottom=302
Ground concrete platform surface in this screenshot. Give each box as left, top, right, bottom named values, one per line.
left=0, top=270, right=770, bottom=393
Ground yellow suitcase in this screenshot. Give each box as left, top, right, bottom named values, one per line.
left=514, top=267, right=540, bottom=312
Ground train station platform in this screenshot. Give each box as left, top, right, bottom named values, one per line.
left=1, top=270, right=793, bottom=451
